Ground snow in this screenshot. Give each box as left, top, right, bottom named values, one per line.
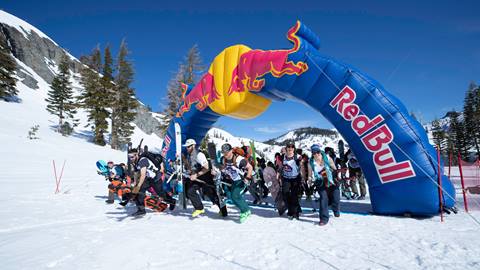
left=2, top=75, right=480, bottom=270
left=0, top=10, right=57, bottom=45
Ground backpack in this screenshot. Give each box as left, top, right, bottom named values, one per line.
left=139, top=151, right=164, bottom=172
left=234, top=146, right=255, bottom=168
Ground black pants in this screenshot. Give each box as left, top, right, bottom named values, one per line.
left=134, top=176, right=173, bottom=210
left=317, top=184, right=340, bottom=223
left=187, top=179, right=227, bottom=215
left=282, top=179, right=301, bottom=217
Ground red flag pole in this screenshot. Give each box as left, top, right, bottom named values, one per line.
left=56, top=160, right=66, bottom=194
left=53, top=160, right=58, bottom=194
left=436, top=147, right=444, bottom=222
left=458, top=152, right=468, bottom=213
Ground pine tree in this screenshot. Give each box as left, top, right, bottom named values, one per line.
left=159, top=44, right=204, bottom=134
left=200, top=133, right=210, bottom=152
left=431, top=118, right=446, bottom=155
left=0, top=32, right=18, bottom=100
left=449, top=111, right=469, bottom=159
left=102, top=45, right=115, bottom=105
left=111, top=39, right=137, bottom=149
left=46, top=54, right=76, bottom=135
left=79, top=46, right=109, bottom=145
left=159, top=65, right=186, bottom=134
left=463, top=82, right=480, bottom=157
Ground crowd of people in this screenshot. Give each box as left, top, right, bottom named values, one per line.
left=99, top=139, right=367, bottom=226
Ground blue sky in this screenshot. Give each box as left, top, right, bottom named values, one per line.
left=2, top=0, right=479, bottom=141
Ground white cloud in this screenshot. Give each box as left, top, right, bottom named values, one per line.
left=254, top=120, right=317, bottom=134
left=254, top=127, right=282, bottom=133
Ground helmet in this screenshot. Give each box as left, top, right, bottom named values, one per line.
left=221, top=143, right=232, bottom=153
left=183, top=139, right=196, bottom=147
left=310, top=144, right=321, bottom=154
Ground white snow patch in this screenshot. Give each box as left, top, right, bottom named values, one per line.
left=0, top=10, right=57, bottom=45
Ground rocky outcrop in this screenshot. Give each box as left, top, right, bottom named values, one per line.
left=134, top=103, right=164, bottom=137
left=0, top=23, right=83, bottom=86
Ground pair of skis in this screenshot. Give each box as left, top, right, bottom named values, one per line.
left=174, top=123, right=187, bottom=210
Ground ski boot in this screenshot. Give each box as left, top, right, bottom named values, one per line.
left=192, top=209, right=205, bottom=217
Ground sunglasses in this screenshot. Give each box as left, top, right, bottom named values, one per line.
left=312, top=151, right=321, bottom=155
left=286, top=145, right=295, bottom=148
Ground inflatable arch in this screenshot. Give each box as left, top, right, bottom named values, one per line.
left=160, top=21, right=455, bottom=216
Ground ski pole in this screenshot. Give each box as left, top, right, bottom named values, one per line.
left=458, top=152, right=468, bottom=213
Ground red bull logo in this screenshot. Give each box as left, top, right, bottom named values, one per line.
left=176, top=74, right=220, bottom=118
left=228, top=21, right=308, bottom=95
left=175, top=21, right=308, bottom=118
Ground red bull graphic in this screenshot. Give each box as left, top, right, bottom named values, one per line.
left=176, top=74, right=220, bottom=118
left=229, top=21, right=308, bottom=95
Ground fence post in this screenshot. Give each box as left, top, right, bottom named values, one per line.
left=436, top=146, right=444, bottom=222
left=458, top=152, right=468, bottom=213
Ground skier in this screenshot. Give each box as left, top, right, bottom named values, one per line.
left=128, top=148, right=175, bottom=216
left=307, top=144, right=337, bottom=226
left=279, top=141, right=304, bottom=220
left=220, top=143, right=253, bottom=223
left=346, top=149, right=366, bottom=200
left=184, top=139, right=227, bottom=217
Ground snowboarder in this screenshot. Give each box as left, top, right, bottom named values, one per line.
left=184, top=139, right=227, bottom=217
left=308, top=144, right=338, bottom=226
left=100, top=161, right=127, bottom=204
left=128, top=148, right=175, bottom=216
left=220, top=143, right=253, bottom=223
left=279, top=141, right=304, bottom=220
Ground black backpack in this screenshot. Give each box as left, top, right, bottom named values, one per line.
left=139, top=151, right=164, bottom=171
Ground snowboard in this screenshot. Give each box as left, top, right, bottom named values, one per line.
left=144, top=195, right=168, bottom=212
left=262, top=166, right=286, bottom=215
left=207, top=142, right=228, bottom=217
left=96, top=160, right=109, bottom=176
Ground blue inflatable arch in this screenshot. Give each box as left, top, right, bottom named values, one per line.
left=161, top=21, right=455, bottom=216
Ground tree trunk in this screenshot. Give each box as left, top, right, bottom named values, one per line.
left=110, top=109, right=118, bottom=149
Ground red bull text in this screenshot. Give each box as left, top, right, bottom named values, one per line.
left=330, top=85, right=416, bottom=183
